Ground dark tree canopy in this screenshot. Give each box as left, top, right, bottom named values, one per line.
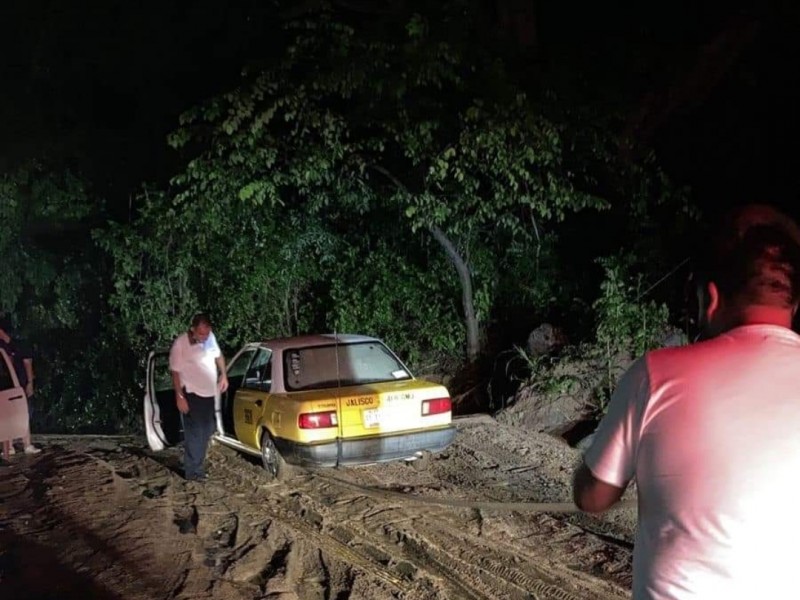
left=5, top=0, right=793, bottom=430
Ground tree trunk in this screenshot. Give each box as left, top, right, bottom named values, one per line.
left=369, top=164, right=481, bottom=363
left=429, top=225, right=480, bottom=363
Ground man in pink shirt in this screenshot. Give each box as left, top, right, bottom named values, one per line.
left=574, top=205, right=800, bottom=599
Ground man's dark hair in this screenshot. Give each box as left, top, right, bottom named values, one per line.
left=0, top=316, right=11, bottom=333
left=703, top=205, right=800, bottom=308
left=191, top=312, right=213, bottom=328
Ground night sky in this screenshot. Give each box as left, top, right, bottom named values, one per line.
left=2, top=1, right=799, bottom=222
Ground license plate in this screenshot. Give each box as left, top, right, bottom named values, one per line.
left=363, top=408, right=383, bottom=428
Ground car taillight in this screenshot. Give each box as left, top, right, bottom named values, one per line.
left=298, top=411, right=338, bottom=429
left=421, top=397, right=451, bottom=416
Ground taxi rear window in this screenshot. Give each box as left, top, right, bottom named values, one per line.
left=284, top=342, right=411, bottom=391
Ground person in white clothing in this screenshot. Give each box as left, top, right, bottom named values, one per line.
left=0, top=318, right=40, bottom=457
left=169, top=313, right=228, bottom=481
left=573, top=205, right=800, bottom=599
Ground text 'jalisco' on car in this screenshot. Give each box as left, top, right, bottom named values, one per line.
left=144, top=334, right=456, bottom=479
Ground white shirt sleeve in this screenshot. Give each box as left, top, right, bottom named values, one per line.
left=207, top=332, right=221, bottom=359
left=169, top=336, right=183, bottom=374
left=584, top=356, right=651, bottom=488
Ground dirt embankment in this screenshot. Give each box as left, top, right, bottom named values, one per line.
left=0, top=416, right=635, bottom=600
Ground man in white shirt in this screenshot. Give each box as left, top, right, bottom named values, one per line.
left=573, top=205, right=800, bottom=599
left=169, top=313, right=228, bottom=481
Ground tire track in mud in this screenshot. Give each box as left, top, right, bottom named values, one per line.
left=293, top=470, right=629, bottom=600
left=192, top=439, right=629, bottom=599
left=5, top=428, right=632, bottom=600
left=0, top=448, right=196, bottom=600
left=298, top=479, right=498, bottom=599
left=203, top=444, right=418, bottom=596
left=201, top=445, right=558, bottom=599
left=86, top=446, right=353, bottom=599
left=278, top=416, right=632, bottom=598
left=93, top=443, right=426, bottom=598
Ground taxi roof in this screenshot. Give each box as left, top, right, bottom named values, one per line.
left=257, top=334, right=381, bottom=352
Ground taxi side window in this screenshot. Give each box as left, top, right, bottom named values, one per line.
left=227, top=349, right=256, bottom=391
left=0, top=352, right=15, bottom=391
left=243, top=349, right=272, bottom=391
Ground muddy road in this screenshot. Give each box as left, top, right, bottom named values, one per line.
left=0, top=415, right=635, bottom=600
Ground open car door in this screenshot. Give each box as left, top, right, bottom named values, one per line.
left=220, top=343, right=262, bottom=439
left=0, top=348, right=28, bottom=443
left=144, top=350, right=182, bottom=451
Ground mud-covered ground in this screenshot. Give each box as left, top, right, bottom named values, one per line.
left=0, top=415, right=636, bottom=600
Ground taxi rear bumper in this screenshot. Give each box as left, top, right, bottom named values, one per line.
left=274, top=425, right=456, bottom=467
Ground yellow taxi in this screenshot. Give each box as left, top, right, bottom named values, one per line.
left=145, top=334, right=455, bottom=478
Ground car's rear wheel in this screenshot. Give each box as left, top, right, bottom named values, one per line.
left=260, top=430, right=287, bottom=481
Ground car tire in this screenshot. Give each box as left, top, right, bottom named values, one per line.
left=260, top=430, right=287, bottom=481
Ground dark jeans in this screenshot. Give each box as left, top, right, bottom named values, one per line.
left=181, top=391, right=216, bottom=479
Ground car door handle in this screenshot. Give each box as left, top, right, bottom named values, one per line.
left=8, top=395, right=23, bottom=401
left=255, top=400, right=263, bottom=407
